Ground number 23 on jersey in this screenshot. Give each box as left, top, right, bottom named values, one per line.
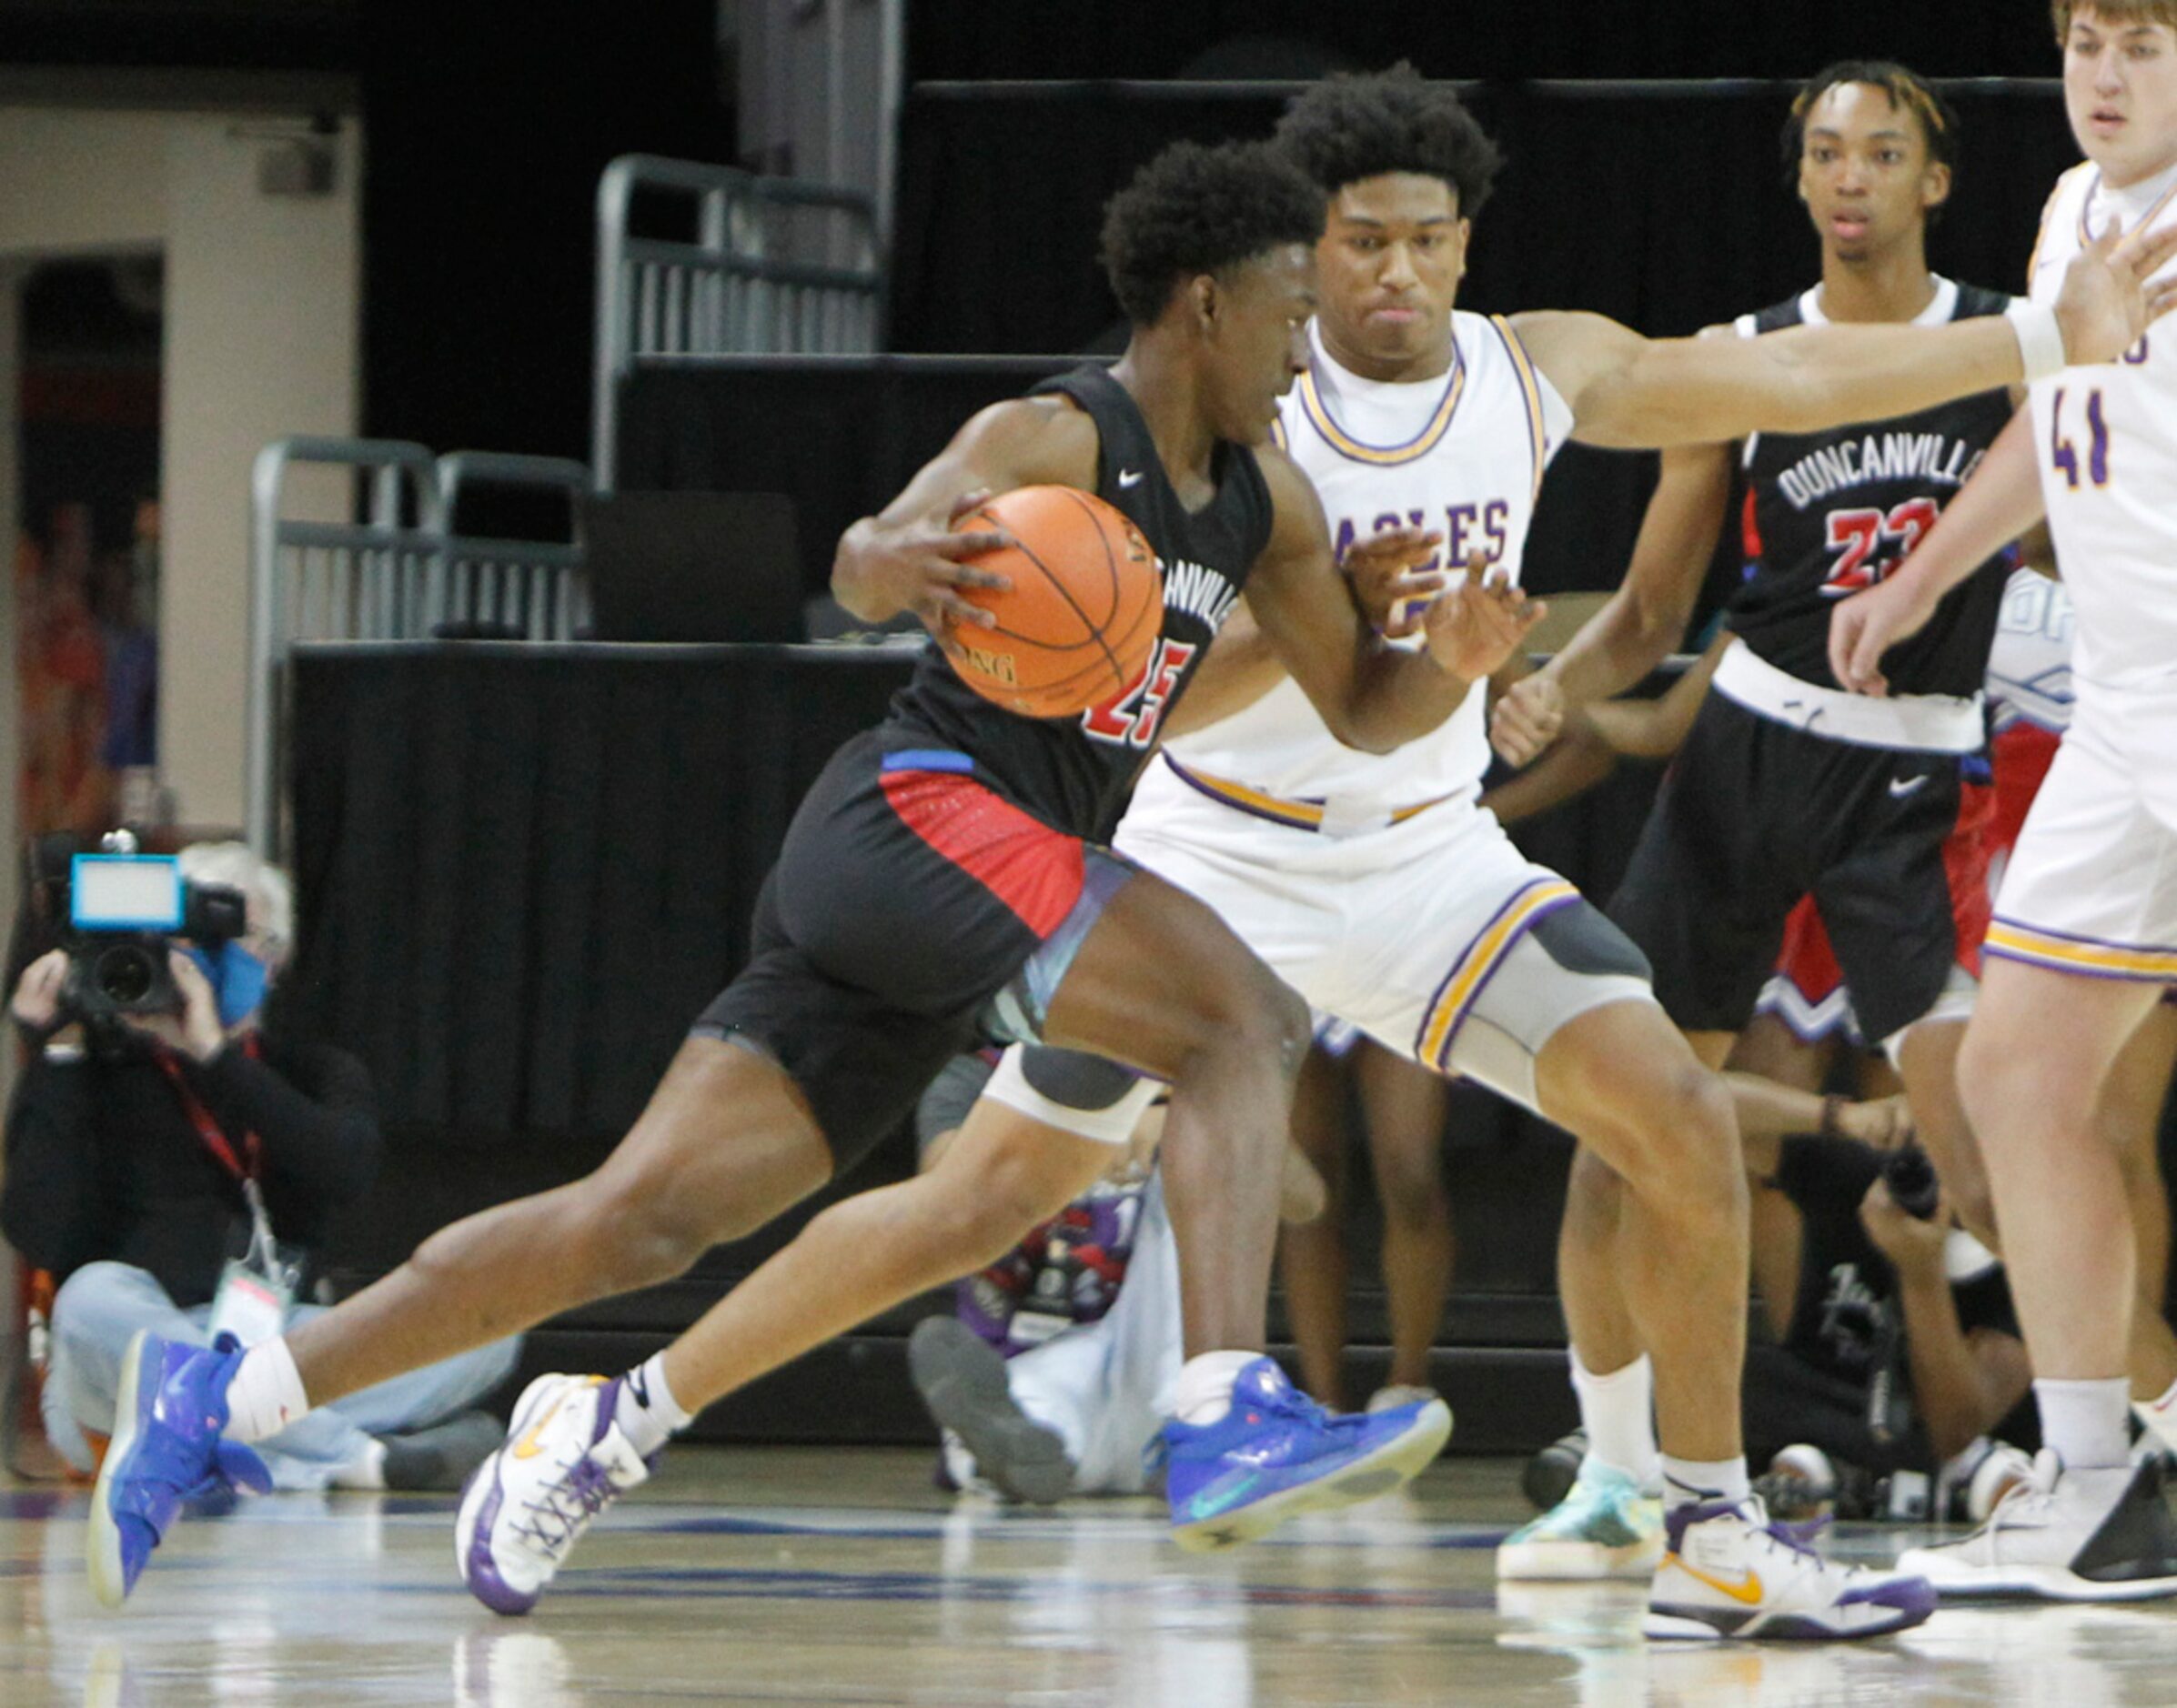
left=1820, top=497, right=1941, bottom=597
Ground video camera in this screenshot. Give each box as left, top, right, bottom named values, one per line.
left=32, top=832, right=248, bottom=1023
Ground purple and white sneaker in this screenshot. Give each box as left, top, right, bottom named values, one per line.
left=1644, top=1494, right=1936, bottom=1641
left=455, top=1373, right=650, bottom=1615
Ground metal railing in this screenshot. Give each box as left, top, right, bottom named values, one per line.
left=591, top=154, right=883, bottom=486
left=437, top=451, right=593, bottom=641
left=247, top=438, right=591, bottom=854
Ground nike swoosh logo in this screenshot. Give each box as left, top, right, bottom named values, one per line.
left=1672, top=1556, right=1766, bottom=1605
left=1117, top=469, right=1144, bottom=488
left=510, top=1377, right=602, bottom=1460
left=1889, top=775, right=1929, bottom=798
left=511, top=1394, right=567, bottom=1460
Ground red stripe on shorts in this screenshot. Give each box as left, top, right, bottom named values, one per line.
left=1776, top=778, right=2000, bottom=992
left=880, top=769, right=1085, bottom=939
left=1942, top=779, right=1996, bottom=979
left=1988, top=722, right=2061, bottom=861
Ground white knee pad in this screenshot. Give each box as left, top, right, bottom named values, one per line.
left=983, top=1043, right=1164, bottom=1147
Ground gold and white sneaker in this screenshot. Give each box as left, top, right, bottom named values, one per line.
left=1898, top=1449, right=2177, bottom=1602
left=1644, top=1495, right=1935, bottom=1641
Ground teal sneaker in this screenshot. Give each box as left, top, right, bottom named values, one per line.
left=1497, top=1460, right=1664, bottom=1581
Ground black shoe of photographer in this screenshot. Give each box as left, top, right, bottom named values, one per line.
left=909, top=1317, right=1073, bottom=1506
left=1521, top=1429, right=1587, bottom=1515
left=376, top=1412, right=507, bottom=1493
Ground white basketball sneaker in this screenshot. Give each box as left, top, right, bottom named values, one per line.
left=455, top=1373, right=651, bottom=1614
left=1644, top=1495, right=1935, bottom=1641
left=1897, top=1449, right=2177, bottom=1602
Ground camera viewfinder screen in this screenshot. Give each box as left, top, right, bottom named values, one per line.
left=71, top=856, right=185, bottom=931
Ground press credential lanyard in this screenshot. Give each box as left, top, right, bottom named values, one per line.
left=157, top=1040, right=291, bottom=1345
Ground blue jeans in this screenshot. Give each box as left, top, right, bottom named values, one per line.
left=43, top=1261, right=523, bottom=1492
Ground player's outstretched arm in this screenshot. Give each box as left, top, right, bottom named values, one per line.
left=1245, top=448, right=1540, bottom=754
left=1517, top=216, right=2177, bottom=451
left=1523, top=442, right=1732, bottom=730
left=831, top=397, right=1099, bottom=631
left=1829, top=406, right=2045, bottom=696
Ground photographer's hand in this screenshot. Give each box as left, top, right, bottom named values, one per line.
left=120, top=951, right=227, bottom=1063
left=11, top=949, right=71, bottom=1034
left=1859, top=1177, right=1950, bottom=1276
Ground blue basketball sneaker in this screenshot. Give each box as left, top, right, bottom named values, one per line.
left=1162, top=1356, right=1451, bottom=1552
left=88, top=1331, right=272, bottom=1608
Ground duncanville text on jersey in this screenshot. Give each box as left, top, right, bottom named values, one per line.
left=1160, top=557, right=1241, bottom=630
left=1774, top=431, right=1990, bottom=512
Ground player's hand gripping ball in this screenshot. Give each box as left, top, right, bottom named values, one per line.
left=942, top=486, right=1164, bottom=719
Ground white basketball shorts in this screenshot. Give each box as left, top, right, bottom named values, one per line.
left=1984, top=698, right=2177, bottom=983
left=1108, top=758, right=1657, bottom=1115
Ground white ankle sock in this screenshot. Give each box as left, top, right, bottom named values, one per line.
left=1571, top=1351, right=1659, bottom=1488
left=1174, top=1351, right=1260, bottom=1426
left=2132, top=1376, right=2177, bottom=1457
left=224, top=1338, right=310, bottom=1444
left=328, top=1438, right=389, bottom=1492
left=2038, top=1376, right=2132, bottom=1471
left=1661, top=1455, right=1750, bottom=1511
left=613, top=1354, right=693, bottom=1457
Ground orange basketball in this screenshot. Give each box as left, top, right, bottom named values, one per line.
left=942, top=485, right=1164, bottom=719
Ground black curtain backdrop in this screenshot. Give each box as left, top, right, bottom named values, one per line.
left=905, top=2, right=2064, bottom=82
left=351, top=1, right=732, bottom=462
left=892, top=82, right=2075, bottom=357
left=287, top=644, right=909, bottom=1141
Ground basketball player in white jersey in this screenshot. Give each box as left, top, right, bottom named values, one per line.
left=961, top=66, right=2173, bottom=1639
left=1835, top=0, right=2177, bottom=1599
left=1490, top=62, right=2039, bottom=1583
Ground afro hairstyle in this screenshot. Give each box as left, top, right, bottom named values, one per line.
left=1274, top=64, right=1503, bottom=221
left=1098, top=139, right=1325, bottom=327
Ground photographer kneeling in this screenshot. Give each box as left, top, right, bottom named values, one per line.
left=1742, top=1118, right=2037, bottom=1521
left=1, top=841, right=519, bottom=1492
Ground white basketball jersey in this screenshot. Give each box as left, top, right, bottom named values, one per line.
left=1162, top=313, right=1574, bottom=815
left=2024, top=158, right=2177, bottom=694
left=1986, top=567, right=2074, bottom=738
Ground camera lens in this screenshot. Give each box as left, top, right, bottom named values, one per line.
left=94, top=944, right=156, bottom=1006
left=1880, top=1144, right=1942, bottom=1221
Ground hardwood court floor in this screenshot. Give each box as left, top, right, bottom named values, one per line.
left=7, top=1447, right=2177, bottom=1705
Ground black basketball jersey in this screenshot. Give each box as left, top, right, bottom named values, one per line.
left=881, top=363, right=1275, bottom=839
left=1728, top=279, right=2017, bottom=697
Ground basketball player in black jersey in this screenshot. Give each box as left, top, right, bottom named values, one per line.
left=91, top=98, right=2177, bottom=1618
left=89, top=139, right=1545, bottom=1612
left=1499, top=60, right=2049, bottom=1556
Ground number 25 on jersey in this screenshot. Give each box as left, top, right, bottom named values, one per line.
left=1082, top=638, right=1196, bottom=749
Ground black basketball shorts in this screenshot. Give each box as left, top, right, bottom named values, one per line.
left=694, top=730, right=1137, bottom=1171
left=1608, top=692, right=1991, bottom=1045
